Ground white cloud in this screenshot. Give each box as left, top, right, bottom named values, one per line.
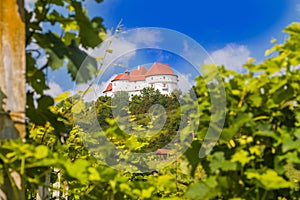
left=128, top=29, right=162, bottom=47
left=297, top=4, right=300, bottom=13
left=86, top=28, right=163, bottom=74
left=205, top=44, right=251, bottom=72
left=26, top=41, right=48, bottom=68
left=37, top=55, right=48, bottom=67
left=25, top=0, right=36, bottom=11
left=177, top=73, right=194, bottom=94
left=87, top=32, right=136, bottom=70
left=44, top=82, right=64, bottom=98
left=181, top=40, right=196, bottom=60
left=107, top=38, right=137, bottom=67
left=181, top=39, right=212, bottom=71
left=183, top=40, right=189, bottom=53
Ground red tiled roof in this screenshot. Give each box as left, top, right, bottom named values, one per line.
left=131, top=66, right=147, bottom=76
left=103, top=83, right=112, bottom=93
left=146, top=63, right=177, bottom=77
left=140, top=66, right=148, bottom=74
left=112, top=74, right=129, bottom=81
left=155, top=149, right=170, bottom=155
left=112, top=63, right=176, bottom=82
left=128, top=66, right=147, bottom=81
left=103, top=63, right=177, bottom=93
left=129, top=75, right=146, bottom=81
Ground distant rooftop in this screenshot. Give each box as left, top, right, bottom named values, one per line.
left=111, top=62, right=176, bottom=82
left=104, top=62, right=177, bottom=93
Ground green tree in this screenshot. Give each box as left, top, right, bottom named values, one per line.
left=112, top=91, right=130, bottom=117
left=95, top=95, right=113, bottom=129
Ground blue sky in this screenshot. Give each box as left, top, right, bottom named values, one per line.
left=87, top=0, right=299, bottom=56
left=26, top=0, right=300, bottom=98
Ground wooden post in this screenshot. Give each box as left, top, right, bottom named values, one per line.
left=0, top=0, right=26, bottom=199
left=0, top=0, right=26, bottom=138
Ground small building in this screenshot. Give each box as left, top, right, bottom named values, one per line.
left=103, top=62, right=178, bottom=97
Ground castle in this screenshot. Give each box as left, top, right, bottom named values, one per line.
left=103, top=63, right=178, bottom=97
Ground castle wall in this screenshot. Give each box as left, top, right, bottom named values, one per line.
left=108, top=74, right=178, bottom=97
left=146, top=75, right=178, bottom=95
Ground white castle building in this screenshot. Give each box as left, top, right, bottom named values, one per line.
left=103, top=62, right=178, bottom=97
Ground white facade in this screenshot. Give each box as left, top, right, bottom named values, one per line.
left=145, top=75, right=178, bottom=95
left=103, top=63, right=178, bottom=97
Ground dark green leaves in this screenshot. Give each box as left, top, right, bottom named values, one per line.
left=37, top=95, right=54, bottom=110
left=25, top=0, right=106, bottom=141
left=34, top=32, right=97, bottom=83
left=46, top=48, right=64, bottom=70
left=48, top=0, right=64, bottom=6
left=26, top=93, right=65, bottom=132
left=184, top=140, right=201, bottom=176
left=72, top=1, right=104, bottom=48
left=26, top=53, right=49, bottom=94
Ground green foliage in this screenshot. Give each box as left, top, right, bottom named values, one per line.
left=185, top=22, right=300, bottom=200
left=3, top=0, right=300, bottom=198
left=25, top=0, right=106, bottom=130
left=94, top=88, right=183, bottom=153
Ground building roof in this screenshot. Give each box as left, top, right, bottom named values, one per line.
left=103, top=83, right=112, bottom=93
left=146, top=63, right=177, bottom=77
left=103, top=63, right=177, bottom=93
left=131, top=66, right=147, bottom=76
left=112, top=74, right=129, bottom=81
left=129, top=66, right=147, bottom=81
left=129, top=75, right=146, bottom=81
left=112, top=63, right=176, bottom=83
left=155, top=149, right=170, bottom=155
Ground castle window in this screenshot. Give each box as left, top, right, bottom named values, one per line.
left=163, top=76, right=165, bottom=79
left=163, top=84, right=166, bottom=87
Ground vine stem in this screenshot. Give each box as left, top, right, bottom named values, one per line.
left=261, top=190, right=268, bottom=200
left=80, top=19, right=123, bottom=99
left=41, top=123, right=50, bottom=143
